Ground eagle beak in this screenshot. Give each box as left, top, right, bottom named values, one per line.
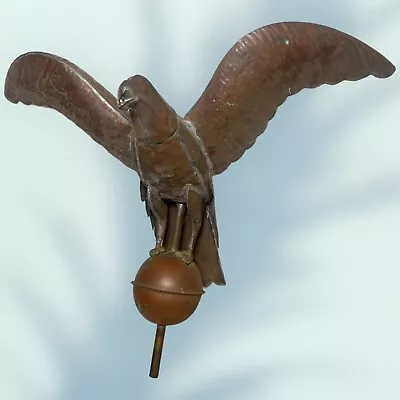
left=118, top=97, right=138, bottom=109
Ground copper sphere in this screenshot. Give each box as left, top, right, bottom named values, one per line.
left=132, top=253, right=204, bottom=326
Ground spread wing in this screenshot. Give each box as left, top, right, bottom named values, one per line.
left=185, top=22, right=396, bottom=175
left=4, top=52, right=137, bottom=170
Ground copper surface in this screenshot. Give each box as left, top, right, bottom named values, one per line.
left=4, top=21, right=395, bottom=378
left=132, top=254, right=204, bottom=326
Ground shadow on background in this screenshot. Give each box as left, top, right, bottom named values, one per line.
left=1, top=1, right=399, bottom=399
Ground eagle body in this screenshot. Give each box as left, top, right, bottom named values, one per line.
left=136, top=118, right=213, bottom=204
left=4, top=22, right=395, bottom=288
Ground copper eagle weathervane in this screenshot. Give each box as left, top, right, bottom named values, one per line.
left=5, top=22, right=395, bottom=377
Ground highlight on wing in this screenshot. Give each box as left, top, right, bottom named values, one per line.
left=4, top=20, right=395, bottom=379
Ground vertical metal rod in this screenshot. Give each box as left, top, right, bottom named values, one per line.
left=170, top=203, right=186, bottom=252
left=149, top=325, right=166, bottom=378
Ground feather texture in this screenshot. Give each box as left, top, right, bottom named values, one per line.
left=185, top=22, right=395, bottom=175
left=4, top=52, right=136, bottom=170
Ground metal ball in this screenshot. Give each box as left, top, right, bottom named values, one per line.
left=132, top=253, right=204, bottom=326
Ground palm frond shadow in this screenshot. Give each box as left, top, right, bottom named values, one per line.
left=10, top=1, right=396, bottom=398
left=13, top=206, right=160, bottom=398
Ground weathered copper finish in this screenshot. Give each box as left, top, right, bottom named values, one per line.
left=4, top=21, right=395, bottom=377
left=186, top=22, right=396, bottom=174
left=132, top=201, right=205, bottom=377
left=132, top=254, right=203, bottom=378
left=132, top=254, right=204, bottom=326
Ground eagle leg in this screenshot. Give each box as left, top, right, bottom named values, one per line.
left=146, top=188, right=168, bottom=257
left=175, top=187, right=205, bottom=264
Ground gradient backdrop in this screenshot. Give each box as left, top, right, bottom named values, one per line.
left=1, top=1, right=399, bottom=399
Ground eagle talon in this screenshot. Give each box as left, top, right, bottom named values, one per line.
left=175, top=250, right=194, bottom=265
left=149, top=246, right=166, bottom=257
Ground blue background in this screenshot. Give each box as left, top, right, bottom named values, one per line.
left=1, top=1, right=399, bottom=399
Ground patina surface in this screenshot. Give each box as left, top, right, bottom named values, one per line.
left=5, top=21, right=395, bottom=377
